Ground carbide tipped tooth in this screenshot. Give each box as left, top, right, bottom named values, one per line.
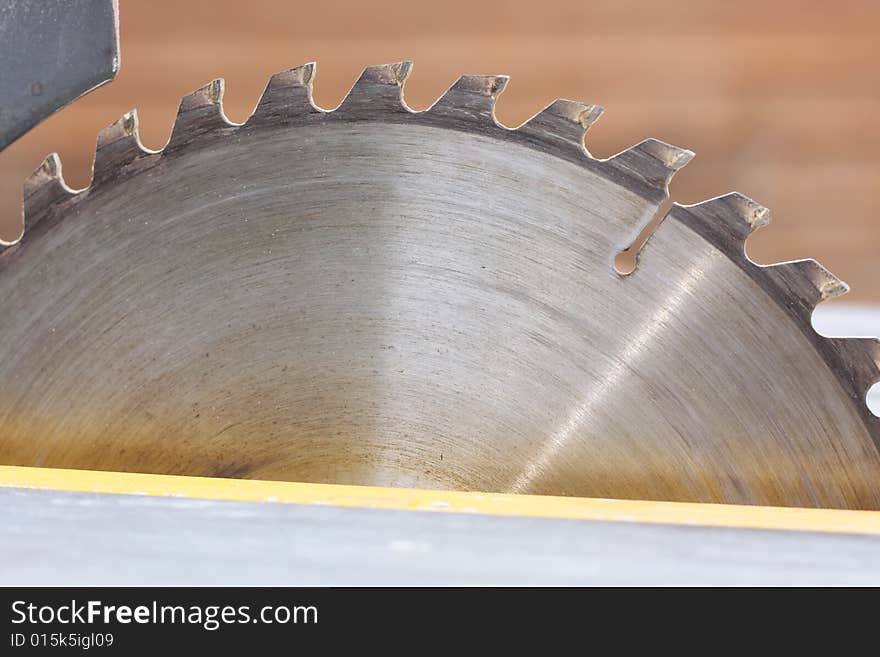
left=250, top=63, right=317, bottom=125
left=21, top=153, right=74, bottom=237
left=765, top=258, right=849, bottom=322
left=337, top=61, right=413, bottom=114
left=167, top=79, right=231, bottom=149
left=429, top=74, right=509, bottom=124
left=23, top=152, right=62, bottom=196
left=669, top=192, right=769, bottom=255
left=786, top=259, right=849, bottom=301
left=608, top=138, right=694, bottom=195
left=519, top=99, right=603, bottom=149
left=93, top=110, right=146, bottom=185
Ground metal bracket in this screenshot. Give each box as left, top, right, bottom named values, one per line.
left=0, top=0, right=119, bottom=151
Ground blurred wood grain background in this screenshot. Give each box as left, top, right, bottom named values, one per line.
left=1, top=0, right=878, bottom=298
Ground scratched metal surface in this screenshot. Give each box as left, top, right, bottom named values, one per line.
left=1, top=487, right=879, bottom=585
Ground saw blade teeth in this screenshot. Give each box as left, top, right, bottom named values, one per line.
left=765, top=258, right=849, bottom=323
left=250, top=63, right=317, bottom=124
left=18, top=153, right=74, bottom=241
left=167, top=79, right=233, bottom=150
left=337, top=61, right=413, bottom=114
left=429, top=74, right=509, bottom=124
left=607, top=138, right=694, bottom=194
left=92, top=110, right=149, bottom=185
left=668, top=193, right=879, bottom=419
left=783, top=259, right=849, bottom=303
left=519, top=99, right=604, bottom=149
left=671, top=192, right=770, bottom=251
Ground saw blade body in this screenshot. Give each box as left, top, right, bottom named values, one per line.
left=1, top=63, right=878, bottom=508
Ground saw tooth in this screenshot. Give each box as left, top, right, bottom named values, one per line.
left=778, top=259, right=849, bottom=303
left=765, top=259, right=849, bottom=323
left=428, top=74, right=509, bottom=124
left=2, top=154, right=77, bottom=249
left=518, top=99, right=604, bottom=149
left=167, top=79, right=233, bottom=150
left=337, top=61, right=413, bottom=114
left=250, top=63, right=317, bottom=125
left=670, top=192, right=770, bottom=255
left=92, top=110, right=150, bottom=185
left=607, top=138, right=694, bottom=195
left=24, top=153, right=74, bottom=228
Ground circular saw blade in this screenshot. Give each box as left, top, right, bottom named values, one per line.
left=1, top=62, right=878, bottom=508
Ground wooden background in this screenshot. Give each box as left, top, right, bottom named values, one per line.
left=1, top=0, right=878, bottom=299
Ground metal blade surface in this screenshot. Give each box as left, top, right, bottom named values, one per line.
left=1, top=63, right=877, bottom=508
